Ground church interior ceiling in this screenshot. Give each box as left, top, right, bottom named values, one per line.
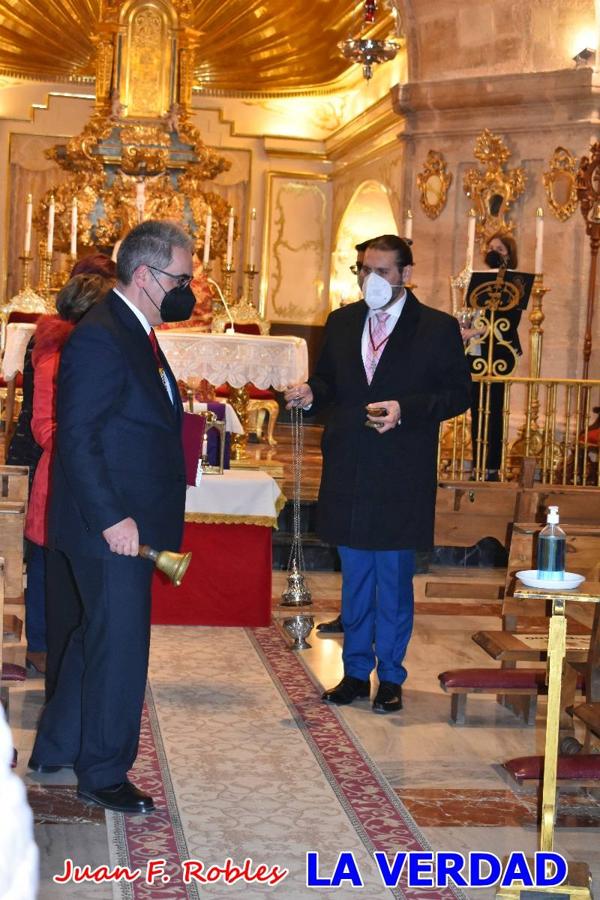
left=0, top=0, right=396, bottom=93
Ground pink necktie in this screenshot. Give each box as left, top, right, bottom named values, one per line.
left=365, top=312, right=390, bottom=384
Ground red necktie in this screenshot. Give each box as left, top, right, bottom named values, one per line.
left=148, top=329, right=172, bottom=401
left=148, top=328, right=162, bottom=366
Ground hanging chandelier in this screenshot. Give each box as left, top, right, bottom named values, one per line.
left=338, top=0, right=399, bottom=81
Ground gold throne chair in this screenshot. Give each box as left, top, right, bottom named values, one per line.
left=211, top=300, right=280, bottom=446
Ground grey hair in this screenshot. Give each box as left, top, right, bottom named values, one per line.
left=116, top=220, right=193, bottom=285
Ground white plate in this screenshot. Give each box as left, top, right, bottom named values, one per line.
left=516, top=570, right=586, bottom=591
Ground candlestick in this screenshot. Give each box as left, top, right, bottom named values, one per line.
left=244, top=265, right=259, bottom=306
left=136, top=180, right=145, bottom=223
left=535, top=207, right=544, bottom=274
left=24, top=193, right=33, bottom=256
left=70, top=198, right=78, bottom=259
left=404, top=209, right=413, bottom=241
left=226, top=207, right=235, bottom=267
left=47, top=196, right=55, bottom=256
left=203, top=209, right=212, bottom=266
left=248, top=208, right=257, bottom=269
left=222, top=262, right=235, bottom=303
left=466, top=208, right=476, bottom=270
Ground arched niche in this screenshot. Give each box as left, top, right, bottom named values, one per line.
left=330, top=181, right=397, bottom=310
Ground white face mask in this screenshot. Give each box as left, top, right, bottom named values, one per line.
left=362, top=272, right=403, bottom=309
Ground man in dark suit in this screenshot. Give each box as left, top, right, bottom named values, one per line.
left=29, top=220, right=195, bottom=813
left=285, top=235, right=471, bottom=714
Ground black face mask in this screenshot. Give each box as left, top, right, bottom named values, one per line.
left=145, top=281, right=196, bottom=322
left=485, top=250, right=507, bottom=269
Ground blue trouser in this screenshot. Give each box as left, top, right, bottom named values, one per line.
left=25, top=540, right=47, bottom=652
left=339, top=546, right=415, bottom=685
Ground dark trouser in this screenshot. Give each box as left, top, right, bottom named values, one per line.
left=25, top=540, right=46, bottom=652
left=31, top=553, right=154, bottom=791
left=470, top=379, right=506, bottom=472
left=44, top=548, right=83, bottom=702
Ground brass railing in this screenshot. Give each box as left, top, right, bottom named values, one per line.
left=438, top=376, right=600, bottom=485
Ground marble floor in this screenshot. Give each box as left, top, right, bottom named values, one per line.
left=8, top=573, right=600, bottom=899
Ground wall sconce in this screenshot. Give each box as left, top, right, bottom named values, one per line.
left=573, top=47, right=596, bottom=67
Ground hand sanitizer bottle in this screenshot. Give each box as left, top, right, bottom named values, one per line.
left=537, top=506, right=566, bottom=580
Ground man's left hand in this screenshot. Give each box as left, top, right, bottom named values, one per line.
left=366, top=401, right=401, bottom=433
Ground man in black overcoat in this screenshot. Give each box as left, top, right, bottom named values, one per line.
left=285, top=235, right=471, bottom=713
left=29, top=220, right=195, bottom=812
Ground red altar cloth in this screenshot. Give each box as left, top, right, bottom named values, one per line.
left=151, top=521, right=272, bottom=626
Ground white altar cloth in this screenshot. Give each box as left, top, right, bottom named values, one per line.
left=185, top=469, right=285, bottom=527
left=156, top=331, right=308, bottom=390
left=1, top=324, right=309, bottom=394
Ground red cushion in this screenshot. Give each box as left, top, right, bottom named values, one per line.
left=504, top=755, right=600, bottom=782
left=1, top=662, right=26, bottom=682
left=7, top=312, right=42, bottom=325
left=215, top=383, right=276, bottom=401
left=439, top=668, right=585, bottom=691
left=247, top=386, right=276, bottom=400
left=0, top=373, right=24, bottom=389
left=230, top=323, right=261, bottom=335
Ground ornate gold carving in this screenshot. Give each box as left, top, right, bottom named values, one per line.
left=125, top=5, right=172, bottom=118
left=463, top=130, right=526, bottom=247
left=416, top=150, right=452, bottom=219
left=543, top=147, right=578, bottom=222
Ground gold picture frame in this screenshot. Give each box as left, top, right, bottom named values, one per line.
left=543, top=147, right=578, bottom=222
left=463, top=129, right=526, bottom=248
left=416, top=150, right=452, bottom=219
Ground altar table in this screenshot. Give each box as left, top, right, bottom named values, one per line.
left=151, top=469, right=285, bottom=627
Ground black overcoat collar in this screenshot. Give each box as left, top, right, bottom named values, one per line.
left=348, top=290, right=421, bottom=390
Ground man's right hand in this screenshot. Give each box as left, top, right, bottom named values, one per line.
left=283, top=382, right=314, bottom=410
left=102, top=517, right=139, bottom=556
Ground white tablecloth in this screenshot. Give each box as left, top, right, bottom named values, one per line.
left=185, top=469, right=285, bottom=527
left=156, top=331, right=308, bottom=390
left=1, top=323, right=309, bottom=392
left=1, top=322, right=35, bottom=379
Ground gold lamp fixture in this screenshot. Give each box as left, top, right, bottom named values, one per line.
left=338, top=0, right=400, bottom=81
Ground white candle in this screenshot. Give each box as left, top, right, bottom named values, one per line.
left=203, top=209, right=212, bottom=266
left=226, top=207, right=235, bottom=266
left=466, top=208, right=476, bottom=269
left=248, top=207, right=257, bottom=269
left=70, top=197, right=78, bottom=258
left=47, top=195, right=55, bottom=255
left=535, top=207, right=544, bottom=274
left=24, top=193, right=33, bottom=255
left=135, top=180, right=145, bottom=221
left=404, top=209, right=413, bottom=241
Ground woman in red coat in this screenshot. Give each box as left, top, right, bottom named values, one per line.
left=24, top=274, right=112, bottom=699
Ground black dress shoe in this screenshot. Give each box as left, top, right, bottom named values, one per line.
left=373, top=681, right=402, bottom=714
left=317, top=615, right=344, bottom=634
left=78, top=781, right=155, bottom=814
left=28, top=757, right=67, bottom=774
left=322, top=675, right=370, bottom=705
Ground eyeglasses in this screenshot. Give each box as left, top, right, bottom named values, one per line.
left=147, top=265, right=193, bottom=290
left=349, top=264, right=363, bottom=275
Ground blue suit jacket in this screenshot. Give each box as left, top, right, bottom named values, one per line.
left=49, top=291, right=186, bottom=559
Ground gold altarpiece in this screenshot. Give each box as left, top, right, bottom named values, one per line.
left=31, top=0, right=235, bottom=260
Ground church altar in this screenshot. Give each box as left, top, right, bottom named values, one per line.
left=151, top=469, right=285, bottom=627
left=2, top=323, right=309, bottom=391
